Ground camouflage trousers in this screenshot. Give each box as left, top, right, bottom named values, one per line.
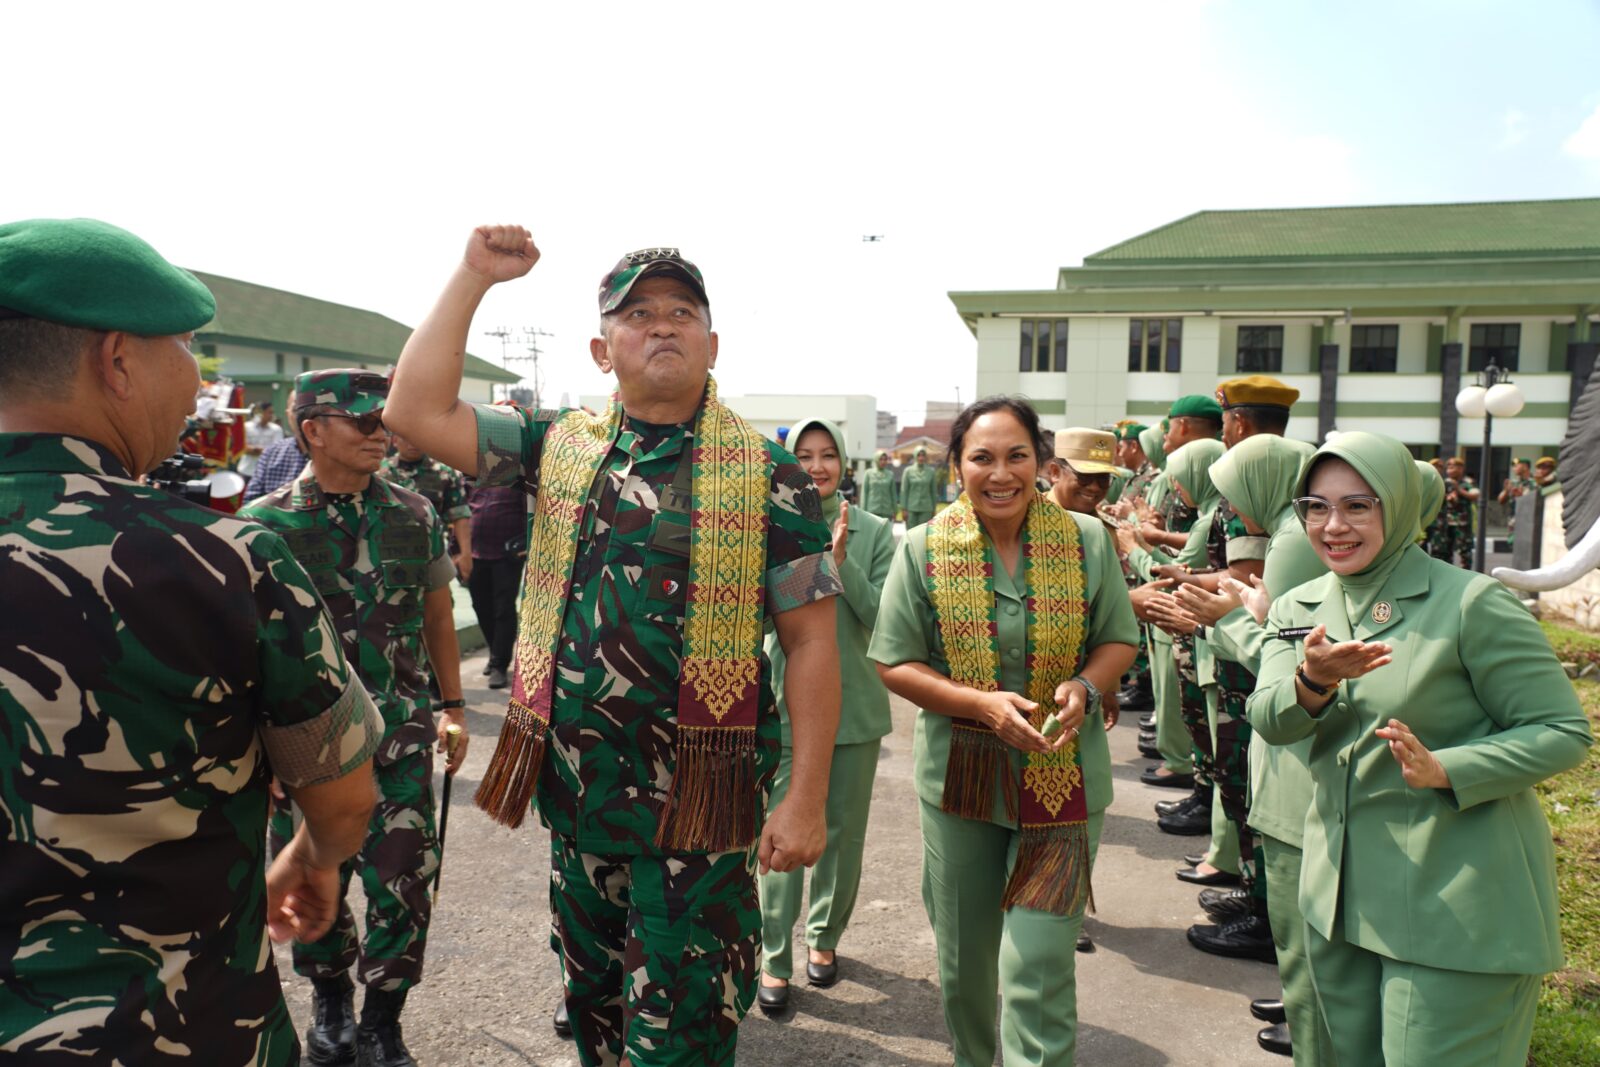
left=269, top=749, right=439, bottom=992
left=550, top=835, right=759, bottom=1067
left=1173, top=634, right=1214, bottom=786
left=1432, top=523, right=1474, bottom=567
left=1211, top=662, right=1263, bottom=908
left=1127, top=624, right=1152, bottom=695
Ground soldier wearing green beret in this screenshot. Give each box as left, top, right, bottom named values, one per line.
left=860, top=448, right=899, bottom=521
left=900, top=446, right=939, bottom=530
left=242, top=370, right=466, bottom=1067
left=0, top=218, right=379, bottom=1064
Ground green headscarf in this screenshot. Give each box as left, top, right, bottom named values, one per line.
left=1139, top=421, right=1168, bottom=470
left=1416, top=459, right=1446, bottom=533
left=1297, top=431, right=1423, bottom=623
left=1211, top=436, right=1316, bottom=535
left=1165, top=438, right=1226, bottom=513
left=786, top=416, right=847, bottom=524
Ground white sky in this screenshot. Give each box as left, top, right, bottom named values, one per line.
left=6, top=1, right=1599, bottom=426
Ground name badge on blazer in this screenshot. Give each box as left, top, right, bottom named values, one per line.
left=1275, top=626, right=1315, bottom=641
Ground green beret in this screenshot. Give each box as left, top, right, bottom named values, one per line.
left=0, top=218, right=215, bottom=335
left=292, top=369, right=388, bottom=416
left=1115, top=422, right=1148, bottom=442
left=1513, top=456, right=1531, bottom=466
left=1169, top=394, right=1224, bottom=422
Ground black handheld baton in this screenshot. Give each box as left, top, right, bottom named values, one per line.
left=433, top=723, right=464, bottom=899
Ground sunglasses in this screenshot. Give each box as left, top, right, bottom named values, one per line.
left=319, top=411, right=387, bottom=436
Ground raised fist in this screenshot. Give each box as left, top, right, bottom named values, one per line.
left=463, top=225, right=540, bottom=284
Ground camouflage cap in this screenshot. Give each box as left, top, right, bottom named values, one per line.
left=598, top=248, right=709, bottom=314
left=291, top=369, right=389, bottom=416
left=0, top=217, right=215, bottom=335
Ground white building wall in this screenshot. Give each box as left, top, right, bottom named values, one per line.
left=976, top=317, right=1019, bottom=402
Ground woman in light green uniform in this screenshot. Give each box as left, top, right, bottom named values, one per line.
left=869, top=396, right=1138, bottom=1067
left=1247, top=431, right=1593, bottom=1067
left=757, top=417, right=896, bottom=1014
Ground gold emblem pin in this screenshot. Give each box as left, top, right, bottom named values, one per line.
left=1372, top=601, right=1392, bottom=624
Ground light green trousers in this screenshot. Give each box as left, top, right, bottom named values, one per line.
left=1306, top=914, right=1541, bottom=1067
left=905, top=508, right=935, bottom=531
left=1260, top=835, right=1334, bottom=1067
left=1202, top=783, right=1240, bottom=874
left=919, top=801, right=1105, bottom=1067
left=758, top=740, right=881, bottom=980
left=1150, top=632, right=1191, bottom=774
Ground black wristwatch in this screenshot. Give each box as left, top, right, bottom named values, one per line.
left=1295, top=665, right=1335, bottom=697
left=1071, top=675, right=1103, bottom=718
left=433, top=698, right=466, bottom=711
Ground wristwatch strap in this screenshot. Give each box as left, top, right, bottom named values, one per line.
left=1295, top=665, right=1334, bottom=696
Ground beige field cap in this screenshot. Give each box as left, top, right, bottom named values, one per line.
left=1054, top=427, right=1121, bottom=475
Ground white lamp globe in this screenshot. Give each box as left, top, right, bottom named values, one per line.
left=1455, top=385, right=1488, bottom=418
left=1484, top=382, right=1526, bottom=418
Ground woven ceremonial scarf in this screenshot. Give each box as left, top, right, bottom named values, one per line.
left=926, top=492, right=1093, bottom=914
left=475, top=377, right=773, bottom=852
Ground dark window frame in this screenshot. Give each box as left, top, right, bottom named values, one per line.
left=1236, top=325, right=1284, bottom=373
left=1349, top=323, right=1399, bottom=373
left=1468, top=322, right=1521, bottom=372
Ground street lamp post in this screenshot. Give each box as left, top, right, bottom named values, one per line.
left=1454, top=360, right=1525, bottom=572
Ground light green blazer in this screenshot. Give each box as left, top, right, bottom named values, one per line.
left=869, top=513, right=1140, bottom=824
left=768, top=502, right=895, bottom=746
left=1248, top=545, right=1593, bottom=974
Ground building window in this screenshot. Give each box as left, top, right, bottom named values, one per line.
left=1128, top=318, right=1182, bottom=372
left=1349, top=324, right=1399, bottom=372
left=1469, top=323, right=1520, bottom=372
left=1019, top=320, right=1068, bottom=372
left=1237, top=326, right=1283, bottom=372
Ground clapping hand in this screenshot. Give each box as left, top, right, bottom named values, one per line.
left=831, top=500, right=850, bottom=568
left=1220, top=574, right=1270, bottom=625
left=1374, top=719, right=1451, bottom=789
left=463, top=225, right=540, bottom=285
left=1143, top=589, right=1199, bottom=636
left=976, top=690, right=1052, bottom=754
left=1302, top=625, right=1392, bottom=683
left=1175, top=581, right=1243, bottom=626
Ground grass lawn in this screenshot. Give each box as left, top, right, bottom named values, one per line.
left=1531, top=623, right=1600, bottom=1065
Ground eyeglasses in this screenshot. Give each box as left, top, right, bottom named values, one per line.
left=319, top=412, right=387, bottom=436
left=1293, top=495, right=1381, bottom=526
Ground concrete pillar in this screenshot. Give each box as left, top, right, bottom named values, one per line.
left=1439, top=342, right=1463, bottom=457
left=1317, top=343, right=1339, bottom=443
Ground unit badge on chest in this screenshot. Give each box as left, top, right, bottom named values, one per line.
left=1371, top=601, right=1392, bottom=625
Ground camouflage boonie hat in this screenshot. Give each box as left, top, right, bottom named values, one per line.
left=292, top=369, right=389, bottom=416
left=598, top=247, right=709, bottom=314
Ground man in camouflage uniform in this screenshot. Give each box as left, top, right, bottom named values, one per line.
left=0, top=218, right=379, bottom=1066
left=1440, top=455, right=1479, bottom=567
left=382, top=433, right=473, bottom=578
left=383, top=230, right=843, bottom=1067
left=900, top=445, right=938, bottom=529
left=1110, top=422, right=1157, bottom=714
left=243, top=370, right=468, bottom=1067
left=859, top=448, right=898, bottom=521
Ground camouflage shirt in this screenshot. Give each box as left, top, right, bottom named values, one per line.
left=241, top=470, right=455, bottom=766
left=1443, top=475, right=1477, bottom=527
left=0, top=433, right=379, bottom=1066
left=1124, top=461, right=1158, bottom=504
left=379, top=454, right=471, bottom=526
left=475, top=402, right=840, bottom=855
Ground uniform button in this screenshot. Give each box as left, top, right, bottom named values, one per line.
left=1005, top=604, right=1021, bottom=616
left=1337, top=702, right=1350, bottom=713
left=1007, top=648, right=1022, bottom=661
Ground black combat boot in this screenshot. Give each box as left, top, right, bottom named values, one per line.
left=356, top=987, right=417, bottom=1067
left=305, top=974, right=357, bottom=1066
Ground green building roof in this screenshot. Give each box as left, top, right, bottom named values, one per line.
left=1087, top=197, right=1600, bottom=264
left=191, top=270, right=520, bottom=383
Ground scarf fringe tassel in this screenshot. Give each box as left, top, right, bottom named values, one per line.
left=655, top=725, right=757, bottom=852
left=473, top=703, right=548, bottom=829
left=940, top=725, right=1018, bottom=823
left=1001, top=823, right=1093, bottom=916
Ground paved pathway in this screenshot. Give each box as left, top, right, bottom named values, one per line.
left=276, top=656, right=1286, bottom=1065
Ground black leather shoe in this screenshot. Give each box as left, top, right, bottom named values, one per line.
left=1186, top=915, right=1277, bottom=962
left=481, top=663, right=493, bottom=676
left=1176, top=864, right=1240, bottom=885
left=1139, top=713, right=1157, bottom=729
left=1251, top=998, right=1287, bottom=1024
left=356, top=988, right=416, bottom=1067
left=487, top=666, right=508, bottom=689
left=1183, top=852, right=1205, bottom=867
left=1158, top=807, right=1213, bottom=836
left=806, top=955, right=839, bottom=988
left=1155, top=789, right=1208, bottom=818
left=553, top=997, right=572, bottom=1038
left=1117, top=686, right=1154, bottom=711
left=756, top=981, right=790, bottom=1016
left=1141, top=767, right=1194, bottom=789
left=1076, top=930, right=1093, bottom=953
left=1257, top=1022, right=1292, bottom=1057
left=1199, top=887, right=1253, bottom=922
left=305, top=975, right=356, bottom=1066
left=1137, top=741, right=1162, bottom=760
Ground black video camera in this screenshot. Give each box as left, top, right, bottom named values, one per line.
left=147, top=452, right=211, bottom=505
